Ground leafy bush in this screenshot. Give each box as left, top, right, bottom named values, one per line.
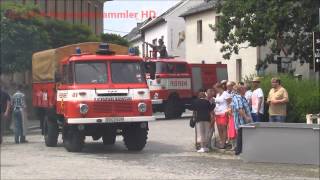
left=249, top=74, right=320, bottom=123
left=101, top=33, right=129, bottom=47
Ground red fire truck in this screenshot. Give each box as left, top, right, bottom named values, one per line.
left=144, top=57, right=228, bottom=119
left=32, top=42, right=154, bottom=152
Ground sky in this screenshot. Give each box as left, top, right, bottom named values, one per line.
left=103, top=0, right=179, bottom=36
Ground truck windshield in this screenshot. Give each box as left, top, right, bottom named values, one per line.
left=111, top=62, right=145, bottom=83
left=75, top=62, right=107, bottom=84
left=156, top=62, right=188, bottom=74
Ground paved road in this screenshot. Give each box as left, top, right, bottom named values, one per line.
left=1, top=117, right=319, bottom=180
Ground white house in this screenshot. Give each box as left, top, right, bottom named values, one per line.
left=138, top=0, right=204, bottom=59
left=124, top=22, right=147, bottom=57
left=180, top=0, right=261, bottom=82
left=180, top=0, right=318, bottom=81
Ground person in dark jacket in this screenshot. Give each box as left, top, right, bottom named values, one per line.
left=191, top=91, right=215, bottom=152
left=1, top=86, right=11, bottom=144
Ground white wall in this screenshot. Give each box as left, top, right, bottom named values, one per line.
left=165, top=0, right=203, bottom=58
left=130, top=39, right=144, bottom=57
left=184, top=10, right=258, bottom=81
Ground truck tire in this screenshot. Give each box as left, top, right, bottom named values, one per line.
left=102, top=135, right=116, bottom=145
left=44, top=117, right=58, bottom=147
left=164, top=98, right=183, bottom=119
left=123, top=125, right=147, bottom=151
left=63, top=127, right=84, bottom=152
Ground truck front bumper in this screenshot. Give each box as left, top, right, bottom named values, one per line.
left=67, top=116, right=155, bottom=124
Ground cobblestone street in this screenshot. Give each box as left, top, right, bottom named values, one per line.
left=1, top=118, right=319, bottom=180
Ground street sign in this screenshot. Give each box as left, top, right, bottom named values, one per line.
left=313, top=32, right=320, bottom=72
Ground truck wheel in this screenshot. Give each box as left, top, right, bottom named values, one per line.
left=44, top=116, right=58, bottom=147
left=123, top=125, right=147, bottom=151
left=102, top=135, right=116, bottom=145
left=164, top=99, right=183, bottom=119
left=63, top=127, right=84, bottom=152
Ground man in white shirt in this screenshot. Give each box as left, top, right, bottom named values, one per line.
left=244, top=83, right=252, bottom=109
left=251, top=77, right=264, bottom=122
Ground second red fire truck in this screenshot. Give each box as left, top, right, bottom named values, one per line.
left=144, top=56, right=228, bottom=119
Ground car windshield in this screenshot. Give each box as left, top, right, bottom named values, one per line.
left=111, top=62, right=146, bottom=83
left=156, top=62, right=188, bottom=74
left=75, top=62, right=107, bottom=84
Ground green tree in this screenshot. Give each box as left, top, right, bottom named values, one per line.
left=101, top=33, right=129, bottom=47
left=0, top=2, right=100, bottom=73
left=212, top=0, right=320, bottom=70
left=0, top=3, right=50, bottom=73
left=43, top=19, right=99, bottom=48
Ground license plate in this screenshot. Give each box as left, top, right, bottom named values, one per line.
left=104, top=117, right=124, bottom=123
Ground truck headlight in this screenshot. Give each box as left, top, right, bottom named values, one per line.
left=138, top=102, right=147, bottom=113
left=80, top=103, right=89, bottom=115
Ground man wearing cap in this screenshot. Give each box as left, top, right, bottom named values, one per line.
left=251, top=77, right=264, bottom=122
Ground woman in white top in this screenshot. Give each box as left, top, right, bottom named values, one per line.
left=214, top=83, right=231, bottom=148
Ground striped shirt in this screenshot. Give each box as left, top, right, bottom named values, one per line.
left=232, top=93, right=252, bottom=129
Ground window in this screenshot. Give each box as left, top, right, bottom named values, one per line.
left=111, top=62, right=145, bottom=83
left=155, top=62, right=188, bottom=74
left=54, top=0, right=58, bottom=19
left=44, top=0, right=48, bottom=15
left=34, top=0, right=38, bottom=5
left=87, top=3, right=91, bottom=26
left=197, top=20, right=202, bottom=43
left=80, top=0, right=83, bottom=23
left=63, top=0, right=67, bottom=20
left=61, top=64, right=74, bottom=84
left=62, top=65, right=68, bottom=84
left=75, top=62, right=108, bottom=84
left=236, top=59, right=242, bottom=82
left=94, top=6, right=97, bottom=34
left=215, top=16, right=221, bottom=37
left=72, top=0, right=75, bottom=24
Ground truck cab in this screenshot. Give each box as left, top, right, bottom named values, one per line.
left=144, top=58, right=193, bottom=119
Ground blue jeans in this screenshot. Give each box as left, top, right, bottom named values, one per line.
left=269, top=115, right=286, bottom=122
left=251, top=113, right=263, bottom=122
left=13, top=109, right=25, bottom=143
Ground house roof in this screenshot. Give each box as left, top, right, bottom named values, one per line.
left=140, top=1, right=185, bottom=31
left=124, top=20, right=150, bottom=42
left=179, top=0, right=217, bottom=18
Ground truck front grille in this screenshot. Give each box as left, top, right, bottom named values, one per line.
left=92, top=102, right=133, bottom=114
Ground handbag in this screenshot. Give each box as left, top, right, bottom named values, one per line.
left=189, top=111, right=197, bottom=128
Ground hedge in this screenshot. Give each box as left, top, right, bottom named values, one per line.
left=251, top=74, right=320, bottom=123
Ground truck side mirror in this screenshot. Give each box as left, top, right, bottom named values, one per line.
left=54, top=72, right=62, bottom=82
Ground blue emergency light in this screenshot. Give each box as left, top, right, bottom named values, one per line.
left=129, top=47, right=136, bottom=55
left=76, top=47, right=81, bottom=54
